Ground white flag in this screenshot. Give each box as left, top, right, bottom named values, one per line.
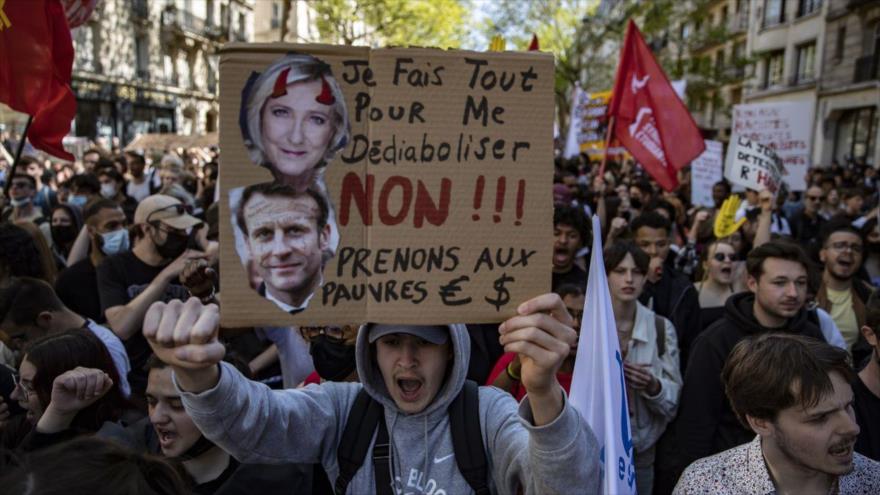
left=563, top=84, right=584, bottom=159
left=570, top=215, right=637, bottom=494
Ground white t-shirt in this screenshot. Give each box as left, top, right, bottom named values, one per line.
left=85, top=319, right=132, bottom=397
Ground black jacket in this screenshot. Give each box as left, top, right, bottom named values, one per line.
left=640, top=261, right=702, bottom=373
left=675, top=292, right=825, bottom=468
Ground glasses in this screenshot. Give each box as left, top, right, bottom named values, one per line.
left=828, top=242, right=863, bottom=254
left=806, top=195, right=825, bottom=201
left=712, top=253, right=736, bottom=262
left=12, top=372, right=34, bottom=398
left=300, top=325, right=350, bottom=343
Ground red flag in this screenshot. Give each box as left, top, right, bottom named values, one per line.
left=607, top=20, right=704, bottom=191
left=0, top=0, right=76, bottom=161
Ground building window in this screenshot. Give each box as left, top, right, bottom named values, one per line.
left=797, top=0, right=821, bottom=18
left=834, top=25, right=846, bottom=62
left=271, top=1, right=280, bottom=29
left=680, top=23, right=690, bottom=40
left=764, top=0, right=785, bottom=27
left=135, top=34, right=150, bottom=79
left=834, top=107, right=877, bottom=165
left=794, top=42, right=816, bottom=83
left=763, top=50, right=785, bottom=88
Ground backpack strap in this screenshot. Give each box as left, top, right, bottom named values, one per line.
left=372, top=419, right=393, bottom=495
left=335, top=388, right=383, bottom=495
left=654, top=315, right=666, bottom=358
left=449, top=380, right=490, bottom=495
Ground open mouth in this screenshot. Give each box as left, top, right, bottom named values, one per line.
left=156, top=428, right=178, bottom=447
left=720, top=267, right=732, bottom=276
left=828, top=442, right=853, bottom=459
left=396, top=378, right=423, bottom=401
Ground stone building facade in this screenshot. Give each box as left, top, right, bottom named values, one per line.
left=70, top=0, right=253, bottom=145
left=816, top=0, right=879, bottom=166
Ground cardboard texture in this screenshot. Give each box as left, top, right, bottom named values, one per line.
left=728, top=101, right=814, bottom=191
left=219, top=43, right=554, bottom=327
left=724, top=135, right=784, bottom=193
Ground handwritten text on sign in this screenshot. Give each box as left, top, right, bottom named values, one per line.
left=724, top=135, right=784, bottom=193
left=219, top=46, right=554, bottom=326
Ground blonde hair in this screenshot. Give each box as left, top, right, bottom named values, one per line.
left=243, top=53, right=350, bottom=170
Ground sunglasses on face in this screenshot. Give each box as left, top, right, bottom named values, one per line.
left=713, top=253, right=736, bottom=262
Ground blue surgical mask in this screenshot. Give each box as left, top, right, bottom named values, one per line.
left=100, top=228, right=130, bottom=256
left=68, top=195, right=88, bottom=208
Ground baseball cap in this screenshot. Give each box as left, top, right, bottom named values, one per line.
left=134, top=194, right=201, bottom=230
left=368, top=324, right=448, bottom=345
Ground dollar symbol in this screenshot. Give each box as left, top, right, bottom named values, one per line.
left=485, top=273, right=514, bottom=311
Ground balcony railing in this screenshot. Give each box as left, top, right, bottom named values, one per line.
left=853, top=55, right=879, bottom=83
left=789, top=74, right=816, bottom=86
left=162, top=7, right=206, bottom=36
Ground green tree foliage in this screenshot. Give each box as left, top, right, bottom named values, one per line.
left=311, top=0, right=468, bottom=48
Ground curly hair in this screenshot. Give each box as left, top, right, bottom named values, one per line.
left=0, top=223, right=46, bottom=285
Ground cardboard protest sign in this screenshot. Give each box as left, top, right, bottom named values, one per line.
left=729, top=101, right=814, bottom=191
left=219, top=44, right=555, bottom=327
left=723, top=135, right=784, bottom=193
left=690, top=140, right=723, bottom=207
left=570, top=90, right=627, bottom=158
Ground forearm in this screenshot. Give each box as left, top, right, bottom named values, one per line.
left=35, top=405, right=77, bottom=434
left=248, top=344, right=278, bottom=376
left=174, top=363, right=221, bottom=394
left=106, top=276, right=171, bottom=340
left=66, top=227, right=91, bottom=265
left=753, top=212, right=772, bottom=248
left=526, top=383, right=565, bottom=427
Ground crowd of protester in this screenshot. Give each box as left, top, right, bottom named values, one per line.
left=0, top=133, right=878, bottom=494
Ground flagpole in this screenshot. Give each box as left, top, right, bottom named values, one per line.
left=598, top=115, right=615, bottom=179
left=2, top=115, right=33, bottom=200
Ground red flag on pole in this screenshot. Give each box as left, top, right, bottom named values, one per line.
left=607, top=20, right=704, bottom=191
left=0, top=0, right=76, bottom=161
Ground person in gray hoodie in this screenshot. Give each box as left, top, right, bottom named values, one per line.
left=142, top=294, right=601, bottom=494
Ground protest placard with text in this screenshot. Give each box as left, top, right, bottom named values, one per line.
left=690, top=140, right=723, bottom=207
left=729, top=101, right=814, bottom=191
left=219, top=44, right=554, bottom=327
left=724, top=135, right=784, bottom=193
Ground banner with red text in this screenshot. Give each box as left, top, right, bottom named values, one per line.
left=219, top=44, right=554, bottom=326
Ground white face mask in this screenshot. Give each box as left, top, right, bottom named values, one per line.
left=100, top=183, right=117, bottom=199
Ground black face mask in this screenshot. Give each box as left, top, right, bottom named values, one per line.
left=629, top=198, right=642, bottom=210
left=309, top=335, right=356, bottom=382
left=153, top=227, right=190, bottom=259
left=51, top=225, right=78, bottom=245
left=171, top=433, right=216, bottom=461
